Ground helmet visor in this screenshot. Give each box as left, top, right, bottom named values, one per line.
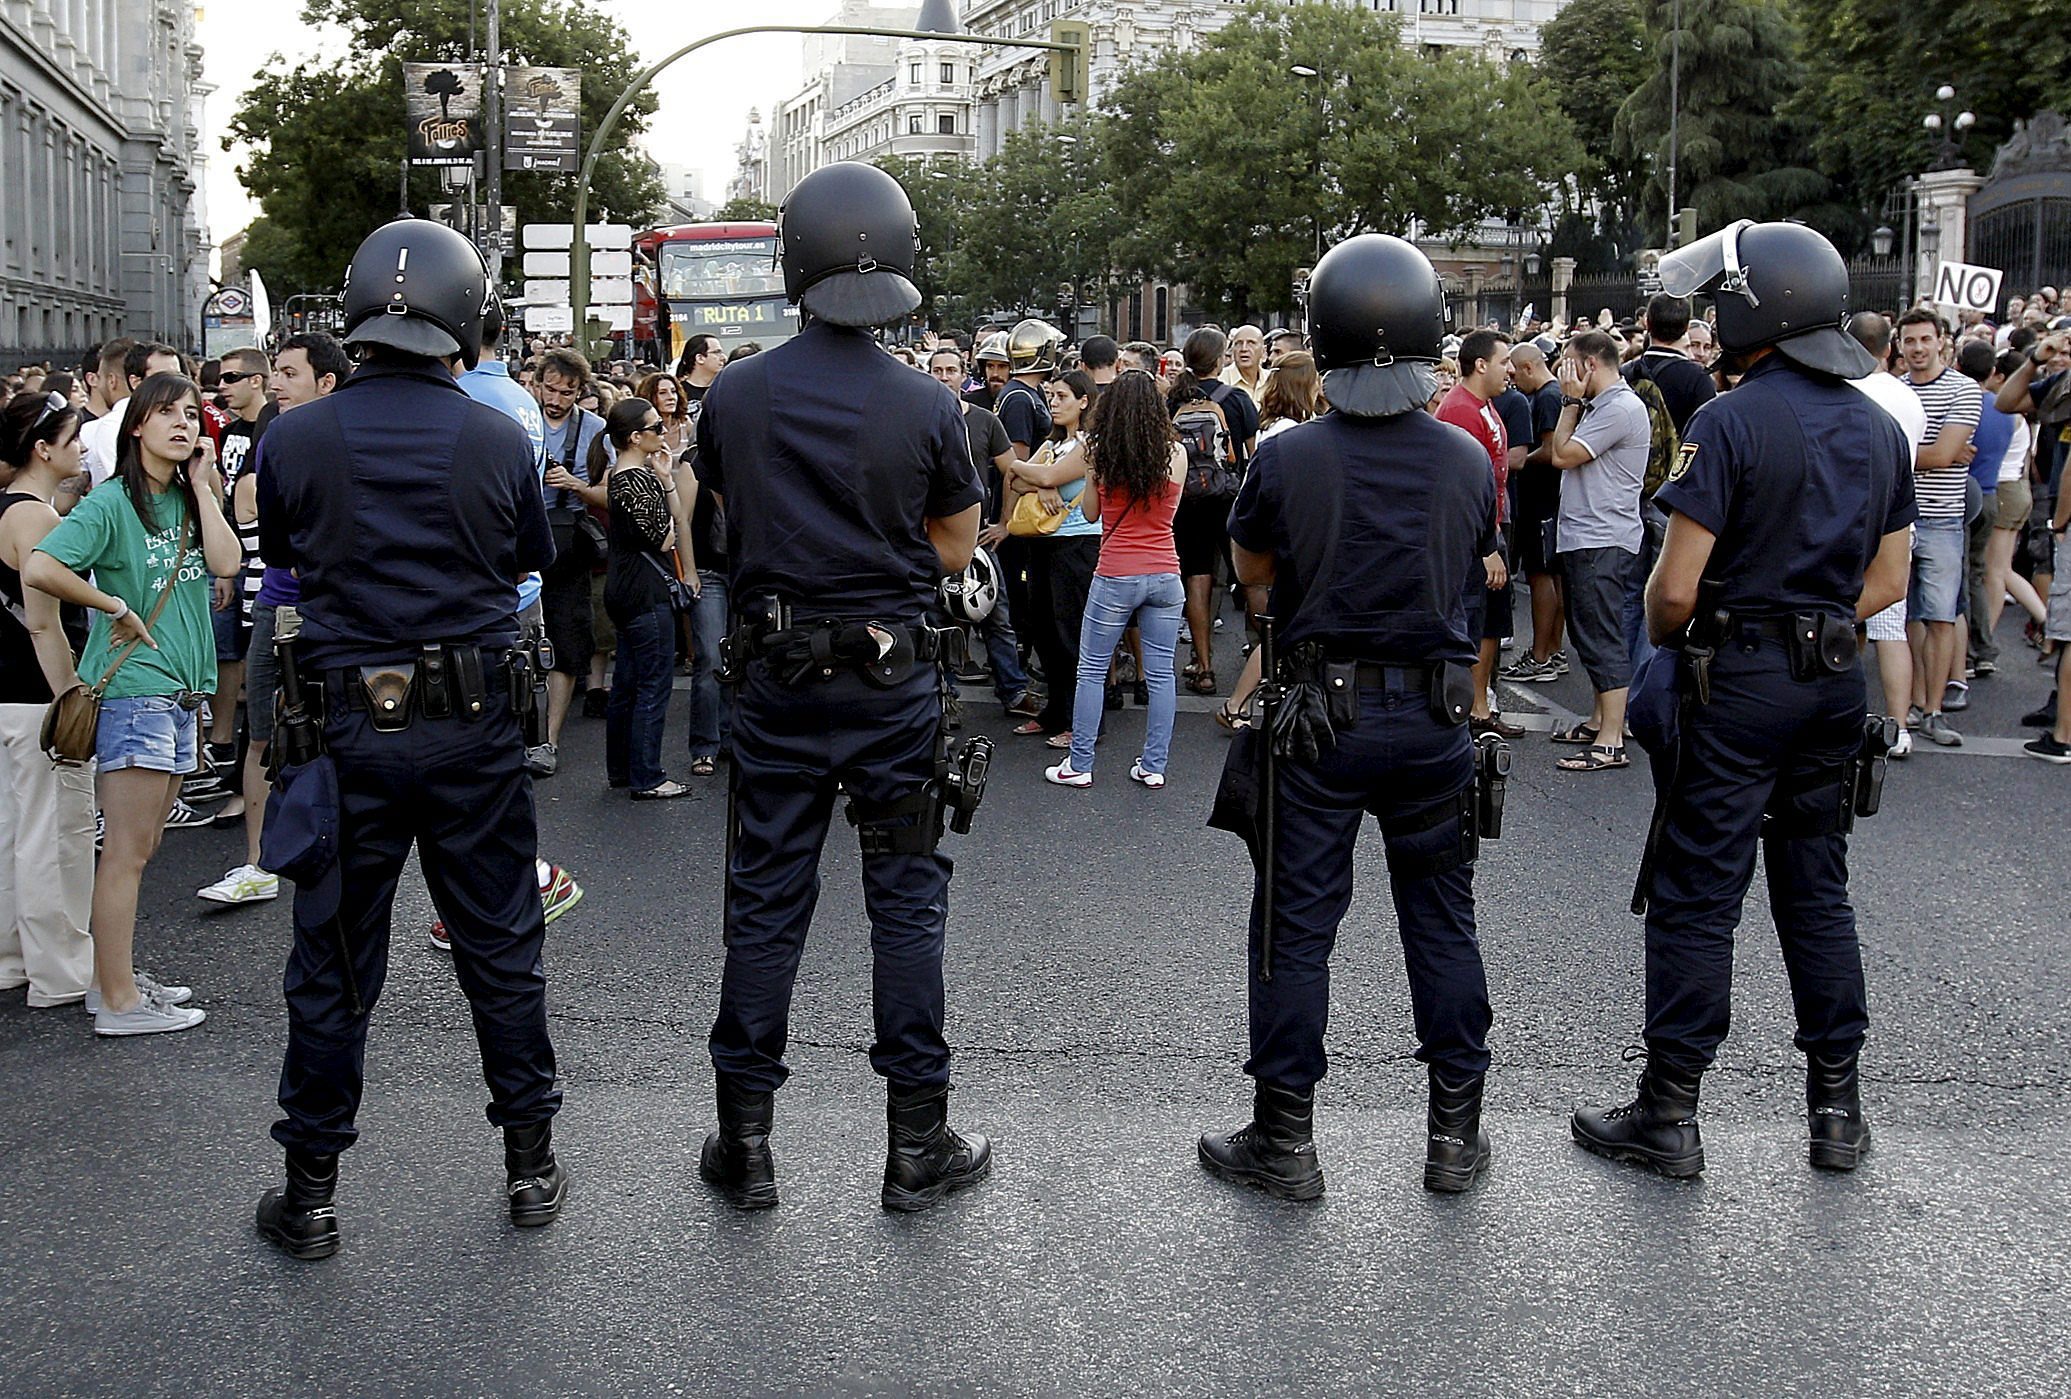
left=1658, top=220, right=1760, bottom=306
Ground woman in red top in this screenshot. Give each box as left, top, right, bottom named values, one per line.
left=1045, top=371, right=1189, bottom=789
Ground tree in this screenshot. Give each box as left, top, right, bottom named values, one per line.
left=230, top=0, right=662, bottom=297
left=1536, top=0, right=1649, bottom=245
left=1788, top=0, right=2071, bottom=222
left=1101, top=1, right=1583, bottom=323
left=939, top=118, right=1120, bottom=322
left=1610, top=0, right=1832, bottom=247
left=713, top=197, right=778, bottom=223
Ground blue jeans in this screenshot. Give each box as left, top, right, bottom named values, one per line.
left=688, top=570, right=732, bottom=759
left=978, top=588, right=1030, bottom=707
left=1624, top=501, right=1666, bottom=676
left=607, top=601, right=676, bottom=791
left=1069, top=572, right=1183, bottom=775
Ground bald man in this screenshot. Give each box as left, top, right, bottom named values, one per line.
left=1501, top=340, right=1569, bottom=679
left=1219, top=324, right=1269, bottom=407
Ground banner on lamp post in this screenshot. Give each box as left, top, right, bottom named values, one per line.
left=503, top=66, right=583, bottom=173
left=404, top=63, right=486, bottom=166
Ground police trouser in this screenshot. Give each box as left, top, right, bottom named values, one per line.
left=710, top=664, right=951, bottom=1092
left=1245, top=680, right=1491, bottom=1091
left=1640, top=641, right=1868, bottom=1074
left=272, top=702, right=559, bottom=1156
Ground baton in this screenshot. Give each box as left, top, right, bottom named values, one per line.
left=1255, top=615, right=1280, bottom=984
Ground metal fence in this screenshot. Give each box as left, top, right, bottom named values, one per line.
left=1844, top=258, right=1909, bottom=318
left=1565, top=273, right=1638, bottom=325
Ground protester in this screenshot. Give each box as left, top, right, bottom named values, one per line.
left=1008, top=370, right=1100, bottom=748
left=637, top=372, right=695, bottom=459
left=0, top=390, right=95, bottom=1008
left=1045, top=370, right=1187, bottom=788
left=25, top=374, right=240, bottom=1035
left=600, top=398, right=694, bottom=800
left=1435, top=330, right=1517, bottom=739
left=1167, top=328, right=1258, bottom=695
left=1897, top=309, right=1981, bottom=747
left=531, top=349, right=607, bottom=775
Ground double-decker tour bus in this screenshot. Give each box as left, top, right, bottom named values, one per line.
left=632, top=221, right=798, bottom=367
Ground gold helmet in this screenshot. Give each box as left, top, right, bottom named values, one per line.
left=1007, top=318, right=1065, bottom=374
left=973, top=331, right=1012, bottom=365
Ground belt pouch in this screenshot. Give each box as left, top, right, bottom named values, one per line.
left=1323, top=659, right=1359, bottom=730
left=1816, top=613, right=1858, bottom=673
left=417, top=644, right=452, bottom=719
left=357, top=664, right=416, bottom=732
left=1429, top=661, right=1473, bottom=726
left=450, top=646, right=487, bottom=719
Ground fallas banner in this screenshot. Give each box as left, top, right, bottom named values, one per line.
left=404, top=62, right=485, bottom=166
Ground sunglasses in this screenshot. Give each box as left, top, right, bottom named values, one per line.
left=32, top=389, right=68, bottom=433
left=639, top=420, right=664, bottom=433
left=219, top=369, right=264, bottom=384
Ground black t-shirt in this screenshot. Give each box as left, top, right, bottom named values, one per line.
left=698, top=322, right=984, bottom=624
left=1529, top=380, right=1564, bottom=442
left=995, top=380, right=1050, bottom=454
left=1228, top=410, right=1496, bottom=664
left=219, top=410, right=268, bottom=492
left=1623, top=349, right=1717, bottom=434
left=961, top=402, right=1012, bottom=520
left=1655, top=354, right=1915, bottom=621
left=688, top=448, right=726, bottom=571
left=1493, top=387, right=1534, bottom=459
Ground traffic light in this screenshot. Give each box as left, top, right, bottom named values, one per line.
left=1051, top=20, right=1090, bottom=105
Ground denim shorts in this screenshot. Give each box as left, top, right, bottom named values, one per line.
left=96, top=695, right=200, bottom=775
left=245, top=603, right=279, bottom=744
left=1907, top=518, right=1965, bottom=624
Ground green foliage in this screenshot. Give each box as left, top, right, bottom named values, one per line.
left=1611, top=0, right=1830, bottom=245
left=1788, top=0, right=2071, bottom=217
left=713, top=198, right=778, bottom=224
left=1536, top=0, right=1649, bottom=225
left=229, top=0, right=662, bottom=297
left=1098, top=1, right=1583, bottom=322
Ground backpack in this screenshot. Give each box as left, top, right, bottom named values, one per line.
left=1173, top=392, right=1237, bottom=500
left=1624, top=360, right=1681, bottom=500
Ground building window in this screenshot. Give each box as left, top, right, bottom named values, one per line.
left=910, top=114, right=924, bottom=134
left=941, top=62, right=956, bottom=85
left=1154, top=287, right=1169, bottom=343
left=938, top=113, right=956, bottom=135
left=910, top=62, right=922, bottom=85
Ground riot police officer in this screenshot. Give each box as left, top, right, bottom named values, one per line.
left=1199, top=234, right=1503, bottom=1198
left=1571, top=221, right=1915, bottom=1177
left=253, top=219, right=566, bottom=1258
left=695, top=162, right=991, bottom=1213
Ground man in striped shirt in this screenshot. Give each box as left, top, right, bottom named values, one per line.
left=1898, top=309, right=1981, bottom=747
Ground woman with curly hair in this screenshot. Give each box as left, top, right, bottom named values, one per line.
left=1044, top=370, right=1188, bottom=789
left=635, top=371, right=694, bottom=459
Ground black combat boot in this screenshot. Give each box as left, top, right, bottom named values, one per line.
left=881, top=1082, right=992, bottom=1213
left=1571, top=1057, right=1705, bottom=1178
left=698, top=1078, right=779, bottom=1211
left=255, top=1151, right=340, bottom=1261
left=504, top=1121, right=569, bottom=1226
left=1424, top=1067, right=1492, bottom=1194
left=1197, top=1081, right=1325, bottom=1201
left=1806, top=1050, right=1871, bottom=1171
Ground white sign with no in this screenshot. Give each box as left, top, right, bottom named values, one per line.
left=1933, top=260, right=2003, bottom=314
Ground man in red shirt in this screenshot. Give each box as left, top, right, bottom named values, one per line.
left=1437, top=329, right=1518, bottom=737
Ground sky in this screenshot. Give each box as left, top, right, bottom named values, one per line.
left=194, top=0, right=853, bottom=270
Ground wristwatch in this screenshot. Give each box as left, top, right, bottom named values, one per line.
left=1561, top=396, right=1586, bottom=408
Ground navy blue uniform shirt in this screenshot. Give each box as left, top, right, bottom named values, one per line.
left=1654, top=354, right=1917, bottom=623
left=1228, top=409, right=1496, bottom=665
left=698, top=321, right=984, bottom=625
left=257, top=359, right=554, bottom=669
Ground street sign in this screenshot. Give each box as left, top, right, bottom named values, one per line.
left=503, top=67, right=582, bottom=173
left=1934, top=259, right=2003, bottom=314
left=590, top=279, right=633, bottom=305
left=524, top=279, right=571, bottom=304
left=523, top=305, right=574, bottom=333
left=523, top=252, right=570, bottom=278
left=522, top=223, right=633, bottom=251
left=526, top=250, right=630, bottom=277
left=588, top=307, right=634, bottom=332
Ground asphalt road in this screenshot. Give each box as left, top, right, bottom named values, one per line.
left=3, top=626, right=2065, bottom=1397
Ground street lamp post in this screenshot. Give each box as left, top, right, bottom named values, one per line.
left=1923, top=84, right=1976, bottom=172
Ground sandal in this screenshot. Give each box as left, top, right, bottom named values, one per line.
left=690, top=756, right=716, bottom=777
left=1186, top=671, right=1218, bottom=696
left=1550, top=722, right=1601, bottom=746
left=1012, top=720, right=1047, bottom=736
left=632, top=780, right=691, bottom=800
left=1557, top=744, right=1629, bottom=772
left=1045, top=730, right=1075, bottom=750
left=1215, top=698, right=1251, bottom=731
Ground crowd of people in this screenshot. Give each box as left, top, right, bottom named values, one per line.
left=1, top=276, right=2064, bottom=1030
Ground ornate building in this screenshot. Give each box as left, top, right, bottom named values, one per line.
left=1, top=0, right=211, bottom=359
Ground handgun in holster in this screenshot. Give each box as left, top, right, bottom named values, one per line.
left=1852, top=713, right=1900, bottom=820
left=1474, top=731, right=1511, bottom=840
left=269, top=607, right=325, bottom=779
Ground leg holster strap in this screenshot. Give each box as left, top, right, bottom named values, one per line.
left=1377, top=786, right=1478, bottom=879
left=1762, top=765, right=1854, bottom=839
left=844, top=788, right=943, bottom=856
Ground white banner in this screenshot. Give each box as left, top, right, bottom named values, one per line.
left=1933, top=260, right=2004, bottom=314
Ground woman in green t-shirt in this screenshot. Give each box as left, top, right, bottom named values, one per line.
left=26, top=372, right=241, bottom=1038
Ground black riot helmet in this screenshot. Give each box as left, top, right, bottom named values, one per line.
left=340, top=218, right=491, bottom=369
left=1305, top=234, right=1448, bottom=417
left=1658, top=220, right=1874, bottom=379
left=778, top=162, right=923, bottom=329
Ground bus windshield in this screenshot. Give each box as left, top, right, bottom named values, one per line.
left=659, top=240, right=784, bottom=300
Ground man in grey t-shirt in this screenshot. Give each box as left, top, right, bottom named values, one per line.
left=1546, top=330, right=1650, bottom=772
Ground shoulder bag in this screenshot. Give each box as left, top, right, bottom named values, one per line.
left=41, top=518, right=190, bottom=764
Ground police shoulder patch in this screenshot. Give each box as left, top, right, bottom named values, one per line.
left=1669, top=440, right=1699, bottom=482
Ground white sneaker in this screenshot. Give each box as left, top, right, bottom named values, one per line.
left=198, top=864, right=279, bottom=905
left=1128, top=760, right=1165, bottom=789
left=1044, top=759, right=1092, bottom=788
left=1888, top=727, right=1912, bottom=761
left=85, top=972, right=194, bottom=1015
left=93, top=988, right=206, bottom=1037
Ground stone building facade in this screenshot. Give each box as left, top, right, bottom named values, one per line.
left=1, top=0, right=209, bottom=361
